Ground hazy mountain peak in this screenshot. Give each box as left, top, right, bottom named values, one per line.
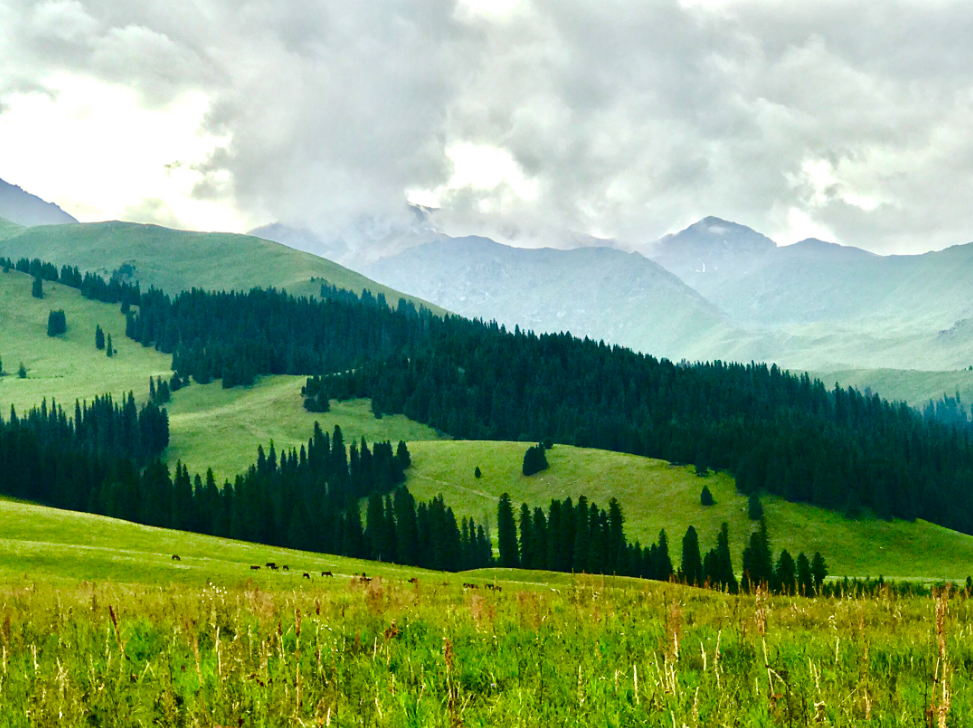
left=0, top=178, right=78, bottom=227
left=658, top=217, right=777, bottom=254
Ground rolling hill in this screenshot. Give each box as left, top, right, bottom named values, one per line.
left=0, top=220, right=444, bottom=313
left=367, top=236, right=761, bottom=362
left=0, top=178, right=78, bottom=227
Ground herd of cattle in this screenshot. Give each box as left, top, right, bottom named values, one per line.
left=169, top=554, right=501, bottom=591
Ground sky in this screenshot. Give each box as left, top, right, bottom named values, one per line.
left=2, top=0, right=973, bottom=254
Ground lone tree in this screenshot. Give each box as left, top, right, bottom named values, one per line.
left=47, top=310, right=67, bottom=337
left=95, top=325, right=105, bottom=350
left=31, top=276, right=43, bottom=299
left=497, top=493, right=520, bottom=568
left=17, top=362, right=26, bottom=379
left=700, top=485, right=715, bottom=506
left=106, top=334, right=114, bottom=358
left=522, top=444, right=549, bottom=476
left=748, top=491, right=764, bottom=520
left=474, top=466, right=482, bottom=479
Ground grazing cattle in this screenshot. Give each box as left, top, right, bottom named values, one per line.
left=322, top=571, right=334, bottom=577
left=282, top=565, right=290, bottom=571
left=171, top=555, right=181, bottom=561
left=265, top=562, right=277, bottom=569
left=250, top=565, right=260, bottom=570
left=359, top=573, right=372, bottom=584
left=463, top=583, right=479, bottom=589
left=408, top=577, right=419, bottom=585
left=302, top=572, right=311, bottom=579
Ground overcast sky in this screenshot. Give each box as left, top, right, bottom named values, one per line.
left=2, top=0, right=973, bottom=254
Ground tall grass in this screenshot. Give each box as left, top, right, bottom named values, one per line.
left=0, top=575, right=968, bottom=725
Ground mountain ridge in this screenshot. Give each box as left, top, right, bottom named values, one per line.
left=0, top=178, right=78, bottom=226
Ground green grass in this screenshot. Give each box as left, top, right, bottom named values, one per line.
left=0, top=269, right=171, bottom=413
left=0, top=216, right=24, bottom=241
left=166, top=384, right=442, bottom=483
left=405, top=440, right=973, bottom=580
left=0, top=220, right=445, bottom=312
left=810, top=367, right=973, bottom=408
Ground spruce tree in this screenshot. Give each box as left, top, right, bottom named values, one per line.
left=518, top=503, right=533, bottom=569
left=748, top=491, right=764, bottom=520
left=497, top=493, right=520, bottom=568
left=680, top=525, right=703, bottom=586
left=700, top=485, right=715, bottom=506
left=95, top=325, right=105, bottom=350
left=17, top=362, right=26, bottom=379
left=46, top=310, right=66, bottom=336
left=774, top=549, right=796, bottom=595
left=796, top=552, right=814, bottom=596
left=31, top=276, right=43, bottom=299
left=522, top=444, right=549, bottom=476
left=715, top=522, right=737, bottom=593
left=811, top=551, right=829, bottom=592
left=474, top=466, right=482, bottom=478
left=106, top=334, right=113, bottom=358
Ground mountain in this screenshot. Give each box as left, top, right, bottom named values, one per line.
left=0, top=220, right=443, bottom=313
left=367, top=236, right=757, bottom=361
left=0, top=178, right=78, bottom=226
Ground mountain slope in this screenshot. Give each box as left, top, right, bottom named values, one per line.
left=0, top=217, right=25, bottom=241
left=0, top=178, right=78, bottom=226
left=0, top=221, right=444, bottom=313
left=368, top=236, right=754, bottom=361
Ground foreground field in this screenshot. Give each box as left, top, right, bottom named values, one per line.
left=406, top=441, right=973, bottom=581
left=0, top=569, right=968, bottom=726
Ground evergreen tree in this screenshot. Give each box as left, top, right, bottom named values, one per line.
left=396, top=440, right=411, bottom=468
left=497, top=493, right=520, bottom=567
left=0, top=352, right=3, bottom=375
left=393, top=487, right=419, bottom=566
left=748, top=491, right=764, bottom=520
left=522, top=444, right=549, bottom=476
left=681, top=525, right=703, bottom=586
left=742, top=518, right=773, bottom=591
left=607, top=498, right=625, bottom=573
left=106, top=334, right=113, bottom=358
left=796, top=552, right=814, bottom=596
left=365, top=491, right=388, bottom=561
left=700, top=485, right=715, bottom=506
left=655, top=529, right=673, bottom=581
left=518, top=503, right=533, bottom=569
left=474, top=466, right=482, bottom=479
left=811, top=551, right=829, bottom=592
left=31, top=276, right=43, bottom=299
left=46, top=310, right=67, bottom=337
left=774, top=549, right=796, bottom=595
left=17, top=362, right=26, bottom=379
left=714, top=522, right=737, bottom=593
left=95, top=325, right=105, bottom=350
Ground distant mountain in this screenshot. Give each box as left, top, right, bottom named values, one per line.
left=367, top=236, right=757, bottom=361
left=0, top=220, right=443, bottom=314
left=0, top=178, right=77, bottom=226
left=248, top=223, right=350, bottom=262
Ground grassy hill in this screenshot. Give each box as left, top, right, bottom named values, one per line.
left=0, top=269, right=441, bottom=483
left=0, top=220, right=444, bottom=313
left=810, top=367, right=973, bottom=409
left=0, top=217, right=24, bottom=241
left=405, top=440, right=973, bottom=581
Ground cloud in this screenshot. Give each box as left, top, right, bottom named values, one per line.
left=2, top=0, right=973, bottom=252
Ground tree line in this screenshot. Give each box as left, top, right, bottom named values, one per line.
left=7, top=255, right=973, bottom=535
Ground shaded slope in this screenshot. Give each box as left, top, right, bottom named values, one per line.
left=368, top=236, right=750, bottom=361
left=0, top=178, right=77, bottom=226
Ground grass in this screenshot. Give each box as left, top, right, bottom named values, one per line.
left=166, top=384, right=442, bottom=483
left=810, top=366, right=973, bottom=408
left=405, top=440, right=973, bottom=581
left=0, top=220, right=445, bottom=313
left=0, top=216, right=24, bottom=241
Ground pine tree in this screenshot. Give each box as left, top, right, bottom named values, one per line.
left=17, top=362, right=26, bottom=379
left=742, top=518, right=773, bottom=591
left=681, top=525, right=703, bottom=586
left=95, top=325, right=105, bottom=350
left=106, top=334, right=114, bottom=358
left=497, top=493, right=520, bottom=568
left=811, top=551, right=828, bottom=592
left=700, top=485, right=715, bottom=506
left=774, top=549, right=796, bottom=595
left=518, top=503, right=532, bottom=569
left=522, top=444, right=549, bottom=476
left=31, top=276, right=43, bottom=299
left=796, top=552, right=814, bottom=596
left=748, top=491, right=764, bottom=520
left=474, top=466, right=482, bottom=479
left=714, top=522, right=737, bottom=593
left=365, top=491, right=387, bottom=561
left=47, top=310, right=66, bottom=336
left=655, top=529, right=673, bottom=581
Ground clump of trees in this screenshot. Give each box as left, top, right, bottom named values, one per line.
left=95, top=325, right=105, bottom=350
left=31, top=276, right=43, bottom=299
left=522, top=444, right=549, bottom=476
left=47, top=310, right=66, bottom=337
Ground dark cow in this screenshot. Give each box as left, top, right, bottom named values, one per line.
left=250, top=565, right=261, bottom=570
left=265, top=562, right=277, bottom=569
left=322, top=571, right=334, bottom=577
left=281, top=565, right=290, bottom=572
left=408, top=577, right=419, bottom=585
left=171, top=555, right=181, bottom=561
left=303, top=572, right=311, bottom=579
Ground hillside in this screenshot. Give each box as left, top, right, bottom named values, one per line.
left=0, top=178, right=77, bottom=227
left=0, top=269, right=440, bottom=483
left=367, top=236, right=758, bottom=361
left=0, top=221, right=444, bottom=313
left=405, top=441, right=973, bottom=580
left=810, top=367, right=973, bottom=410
left=0, top=217, right=24, bottom=241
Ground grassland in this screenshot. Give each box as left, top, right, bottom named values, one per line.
left=166, top=384, right=441, bottom=483
left=405, top=441, right=973, bottom=581
left=0, top=216, right=24, bottom=241
left=810, top=366, right=973, bottom=409
left=0, top=220, right=445, bottom=313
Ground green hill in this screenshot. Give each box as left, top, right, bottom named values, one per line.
left=0, top=269, right=440, bottom=483
left=0, top=217, right=24, bottom=241
left=810, top=367, right=973, bottom=409
left=0, top=221, right=444, bottom=312
left=404, top=440, right=973, bottom=581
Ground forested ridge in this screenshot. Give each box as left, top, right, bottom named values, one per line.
left=4, top=253, right=973, bottom=534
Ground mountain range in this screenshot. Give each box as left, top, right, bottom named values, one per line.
left=0, top=178, right=77, bottom=227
